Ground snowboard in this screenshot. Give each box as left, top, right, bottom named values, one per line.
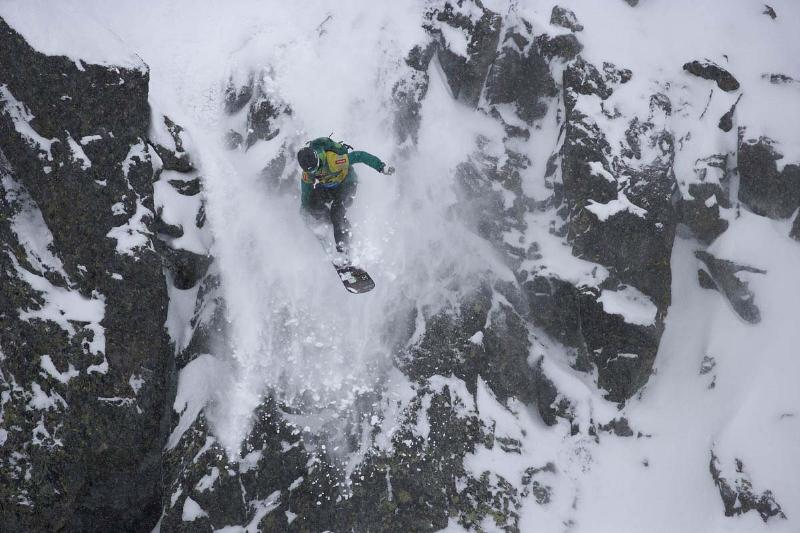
left=335, top=264, right=375, bottom=294
left=310, top=220, right=375, bottom=294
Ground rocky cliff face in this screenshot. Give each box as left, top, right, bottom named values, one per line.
left=2, top=1, right=799, bottom=532
left=0, top=14, right=210, bottom=531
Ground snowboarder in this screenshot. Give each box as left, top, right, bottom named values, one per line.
left=297, top=137, right=394, bottom=255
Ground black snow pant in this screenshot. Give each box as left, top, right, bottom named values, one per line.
left=306, top=178, right=358, bottom=252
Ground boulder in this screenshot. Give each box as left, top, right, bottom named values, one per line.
left=683, top=60, right=740, bottom=92
left=710, top=450, right=786, bottom=522
left=695, top=251, right=765, bottom=323
left=738, top=137, right=800, bottom=219
left=550, top=6, right=583, bottom=32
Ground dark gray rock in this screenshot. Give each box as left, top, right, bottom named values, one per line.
left=598, top=417, right=634, bottom=437
left=154, top=212, right=184, bottom=238
left=162, top=247, right=211, bottom=290
left=603, top=62, right=633, bottom=84
left=710, top=450, right=786, bottom=522
left=564, top=57, right=613, bottom=101
left=525, top=276, right=661, bottom=402
left=553, top=54, right=680, bottom=402
left=485, top=28, right=559, bottom=124
left=562, top=98, right=676, bottom=309
left=224, top=75, right=254, bottom=114
left=695, top=251, right=765, bottom=323
left=683, top=60, right=740, bottom=92
left=428, top=3, right=503, bottom=107
left=245, top=96, right=282, bottom=148
left=762, top=73, right=797, bottom=85
left=152, top=116, right=194, bottom=172
left=536, top=33, right=583, bottom=62
left=168, top=177, right=202, bottom=196
left=763, top=4, right=777, bottom=19
left=718, top=94, right=742, bottom=132
left=791, top=212, right=800, bottom=241
left=393, top=65, right=431, bottom=145
left=698, top=268, right=717, bottom=290
left=0, top=16, right=169, bottom=531
left=392, top=41, right=436, bottom=145
left=550, top=6, right=583, bottom=32
left=738, top=137, right=800, bottom=219
left=680, top=182, right=730, bottom=244
left=700, top=355, right=716, bottom=375
left=402, top=283, right=537, bottom=407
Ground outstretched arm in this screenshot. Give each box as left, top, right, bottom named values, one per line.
left=349, top=150, right=386, bottom=173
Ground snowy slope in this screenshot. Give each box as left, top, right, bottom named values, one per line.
left=1, top=0, right=799, bottom=532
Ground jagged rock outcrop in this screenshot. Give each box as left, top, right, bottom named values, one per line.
left=4, top=2, right=799, bottom=531
left=425, top=1, right=502, bottom=107
left=551, top=6, right=583, bottom=32
left=0, top=17, right=169, bottom=531
left=738, top=136, right=800, bottom=219
left=695, top=251, right=765, bottom=323
left=683, top=60, right=740, bottom=92
left=710, top=450, right=786, bottom=522
left=679, top=182, right=730, bottom=244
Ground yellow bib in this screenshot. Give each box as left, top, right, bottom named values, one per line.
left=303, top=151, right=350, bottom=186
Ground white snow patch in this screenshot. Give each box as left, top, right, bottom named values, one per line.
left=28, top=382, right=66, bottom=411
left=3, top=175, right=68, bottom=278
left=195, top=467, right=220, bottom=492
left=438, top=24, right=470, bottom=58
left=40, top=355, right=79, bottom=384
left=154, top=170, right=209, bottom=254
left=238, top=449, right=262, bottom=473
left=111, top=201, right=127, bottom=216
left=588, top=161, right=615, bottom=183
left=165, top=281, right=200, bottom=354
left=597, top=285, right=658, bottom=326
left=14, top=255, right=106, bottom=354
left=181, top=497, right=208, bottom=522
left=0, top=85, right=55, bottom=160
left=0, top=0, right=145, bottom=71
left=122, top=140, right=149, bottom=177
left=468, top=331, right=484, bottom=345
left=167, top=354, right=231, bottom=449
left=170, top=487, right=183, bottom=508
left=585, top=191, right=648, bottom=222
left=129, top=374, right=145, bottom=394
left=98, top=396, right=136, bottom=406
left=106, top=197, right=154, bottom=256
left=32, top=418, right=62, bottom=447
left=67, top=135, right=91, bottom=169
left=80, top=135, right=103, bottom=145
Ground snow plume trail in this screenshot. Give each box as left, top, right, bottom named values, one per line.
left=85, top=0, right=510, bottom=462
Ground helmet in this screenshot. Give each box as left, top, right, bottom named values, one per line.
left=297, top=147, right=320, bottom=172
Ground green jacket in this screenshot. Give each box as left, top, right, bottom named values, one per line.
left=300, top=138, right=385, bottom=208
